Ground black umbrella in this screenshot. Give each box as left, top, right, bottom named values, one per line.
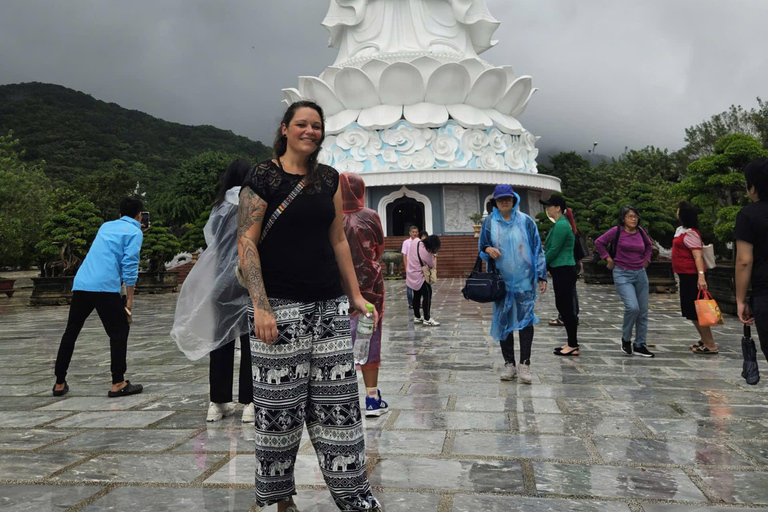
left=742, top=324, right=760, bottom=386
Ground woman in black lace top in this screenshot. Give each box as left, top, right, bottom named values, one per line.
left=238, top=101, right=382, bottom=512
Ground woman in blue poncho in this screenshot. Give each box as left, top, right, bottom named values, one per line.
left=479, top=184, right=548, bottom=385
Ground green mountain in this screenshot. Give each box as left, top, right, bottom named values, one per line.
left=0, top=82, right=271, bottom=184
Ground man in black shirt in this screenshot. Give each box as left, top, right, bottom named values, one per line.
left=735, top=157, right=768, bottom=358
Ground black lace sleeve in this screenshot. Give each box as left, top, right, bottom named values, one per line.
left=319, top=164, right=340, bottom=196
left=242, top=161, right=273, bottom=203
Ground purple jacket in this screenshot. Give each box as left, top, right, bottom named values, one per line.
left=594, top=226, right=652, bottom=271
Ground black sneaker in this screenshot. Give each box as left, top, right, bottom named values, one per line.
left=621, top=339, right=633, bottom=356
left=634, top=345, right=655, bottom=358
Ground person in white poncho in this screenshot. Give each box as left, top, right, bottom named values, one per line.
left=171, top=159, right=254, bottom=423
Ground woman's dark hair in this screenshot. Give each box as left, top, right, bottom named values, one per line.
left=419, top=230, right=429, bottom=239
left=744, top=157, right=768, bottom=200
left=273, top=101, right=325, bottom=186
left=422, top=234, right=441, bottom=253
left=214, top=158, right=252, bottom=206
left=618, top=205, right=640, bottom=227
left=677, top=201, right=699, bottom=229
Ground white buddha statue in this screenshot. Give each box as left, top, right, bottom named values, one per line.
left=322, top=0, right=500, bottom=65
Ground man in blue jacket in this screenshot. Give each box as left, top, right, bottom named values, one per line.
left=53, top=198, right=146, bottom=398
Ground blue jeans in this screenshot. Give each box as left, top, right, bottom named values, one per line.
left=612, top=267, right=649, bottom=347
left=407, top=285, right=413, bottom=307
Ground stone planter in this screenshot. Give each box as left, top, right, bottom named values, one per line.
left=0, top=278, right=16, bottom=298
left=472, top=224, right=482, bottom=238
left=707, top=264, right=737, bottom=315
left=381, top=250, right=404, bottom=280
left=582, top=260, right=677, bottom=293
left=30, top=276, right=74, bottom=306
left=135, top=271, right=178, bottom=294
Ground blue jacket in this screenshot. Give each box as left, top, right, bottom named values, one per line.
left=479, top=193, right=547, bottom=340
left=73, top=217, right=143, bottom=292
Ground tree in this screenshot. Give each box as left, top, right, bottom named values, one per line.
left=179, top=208, right=211, bottom=253
left=35, top=198, right=102, bottom=276
left=141, top=222, right=181, bottom=272
left=675, top=133, right=768, bottom=248
left=0, top=130, right=53, bottom=268
left=72, top=159, right=143, bottom=221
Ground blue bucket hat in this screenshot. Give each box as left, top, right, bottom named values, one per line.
left=493, top=184, right=515, bottom=199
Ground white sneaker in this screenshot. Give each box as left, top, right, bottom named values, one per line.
left=206, top=402, right=235, bottom=422
left=423, top=318, right=440, bottom=326
left=518, top=364, right=532, bottom=385
left=241, top=403, right=255, bottom=423
left=500, top=362, right=517, bottom=381
left=413, top=316, right=424, bottom=323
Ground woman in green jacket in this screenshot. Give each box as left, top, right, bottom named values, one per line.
left=541, top=195, right=580, bottom=355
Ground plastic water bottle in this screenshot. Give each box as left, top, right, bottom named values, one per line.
left=354, top=304, right=375, bottom=365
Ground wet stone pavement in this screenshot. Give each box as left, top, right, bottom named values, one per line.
left=0, top=278, right=766, bottom=511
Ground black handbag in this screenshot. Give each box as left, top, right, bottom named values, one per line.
left=574, top=235, right=589, bottom=261
left=461, top=255, right=507, bottom=303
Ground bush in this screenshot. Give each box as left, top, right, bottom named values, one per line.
left=35, top=199, right=102, bottom=276
left=141, top=222, right=181, bottom=272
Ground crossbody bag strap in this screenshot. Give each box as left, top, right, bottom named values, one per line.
left=259, top=165, right=307, bottom=244
left=417, top=241, right=425, bottom=267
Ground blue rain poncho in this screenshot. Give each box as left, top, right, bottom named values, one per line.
left=479, top=193, right=547, bottom=341
left=170, top=187, right=250, bottom=360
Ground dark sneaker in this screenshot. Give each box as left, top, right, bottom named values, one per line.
left=365, top=390, right=389, bottom=417
left=621, top=339, right=633, bottom=356
left=634, top=345, right=655, bottom=358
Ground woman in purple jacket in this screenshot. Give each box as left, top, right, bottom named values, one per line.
left=594, top=206, right=655, bottom=358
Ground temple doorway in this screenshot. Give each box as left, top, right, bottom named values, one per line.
left=387, top=197, right=425, bottom=236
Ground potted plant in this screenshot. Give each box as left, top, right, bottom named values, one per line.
left=137, top=222, right=181, bottom=294
left=31, top=199, right=102, bottom=305
left=0, top=276, right=15, bottom=298
left=469, top=212, right=484, bottom=238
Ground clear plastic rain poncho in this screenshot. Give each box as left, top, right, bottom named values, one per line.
left=170, top=187, right=250, bottom=360
left=479, top=191, right=547, bottom=341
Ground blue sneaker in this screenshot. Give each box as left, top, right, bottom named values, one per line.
left=365, top=391, right=389, bottom=417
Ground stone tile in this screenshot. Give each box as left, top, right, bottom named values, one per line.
left=205, top=454, right=324, bottom=485
left=293, top=490, right=440, bottom=512
left=534, top=462, right=707, bottom=501
left=0, top=384, right=50, bottom=396
left=518, top=414, right=637, bottom=437
left=394, top=411, right=510, bottom=430
left=0, top=453, right=86, bottom=480
left=49, top=411, right=173, bottom=428
left=37, top=395, right=158, bottom=411
left=452, top=432, right=591, bottom=460
left=172, top=426, right=256, bottom=453
left=53, top=453, right=224, bottom=483
left=365, top=430, right=446, bottom=455
left=149, top=411, right=242, bottom=429
left=0, top=411, right=71, bottom=427
left=697, top=469, right=768, bottom=504
left=454, top=397, right=562, bottom=413
left=593, top=438, right=749, bottom=466
left=377, top=395, right=450, bottom=411
left=0, top=430, right=71, bottom=450
left=734, top=442, right=768, bottom=464
left=452, top=495, right=631, bottom=512
left=0, top=396, right=59, bottom=410
left=642, top=506, right=744, bottom=512
left=640, top=418, right=768, bottom=439
left=369, top=457, right=525, bottom=492
left=46, top=429, right=194, bottom=452
left=0, top=484, right=103, bottom=512
left=680, top=403, right=768, bottom=419
left=137, top=394, right=210, bottom=411
left=561, top=399, right=683, bottom=418
left=406, top=383, right=500, bottom=396
left=80, top=486, right=254, bottom=512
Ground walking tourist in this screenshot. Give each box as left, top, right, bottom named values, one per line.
left=736, top=157, right=768, bottom=360
left=171, top=158, right=255, bottom=423
left=541, top=195, right=580, bottom=356
left=238, top=100, right=381, bottom=511
left=594, top=206, right=655, bottom=358
left=672, top=201, right=718, bottom=354
left=340, top=172, right=389, bottom=417
left=401, top=225, right=420, bottom=308
left=549, top=208, right=581, bottom=327
left=479, top=184, right=547, bottom=384
left=408, top=234, right=441, bottom=326
left=52, top=197, right=145, bottom=398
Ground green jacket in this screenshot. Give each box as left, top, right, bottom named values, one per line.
left=545, top=216, right=576, bottom=268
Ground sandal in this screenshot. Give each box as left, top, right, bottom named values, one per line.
left=689, top=340, right=704, bottom=350
left=107, top=380, right=144, bottom=398
left=554, top=347, right=580, bottom=356
left=692, top=345, right=719, bottom=355
left=549, top=318, right=565, bottom=327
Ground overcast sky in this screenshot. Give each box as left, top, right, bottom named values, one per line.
left=1, top=0, right=767, bottom=157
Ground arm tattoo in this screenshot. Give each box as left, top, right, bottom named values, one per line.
left=238, top=188, right=273, bottom=313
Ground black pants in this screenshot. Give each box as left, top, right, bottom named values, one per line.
left=753, top=295, right=768, bottom=362
left=54, top=291, right=129, bottom=385
left=501, top=325, right=534, bottom=365
left=413, top=282, right=432, bottom=321
left=550, top=265, right=579, bottom=347
left=209, top=333, right=253, bottom=404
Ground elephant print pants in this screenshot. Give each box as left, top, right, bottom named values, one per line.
left=248, top=296, right=380, bottom=510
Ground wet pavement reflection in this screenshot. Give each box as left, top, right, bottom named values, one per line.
left=0, top=279, right=767, bottom=511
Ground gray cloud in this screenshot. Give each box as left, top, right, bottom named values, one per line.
left=1, top=0, right=766, bottom=158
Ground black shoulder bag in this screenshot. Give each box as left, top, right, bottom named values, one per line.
left=461, top=255, right=507, bottom=303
